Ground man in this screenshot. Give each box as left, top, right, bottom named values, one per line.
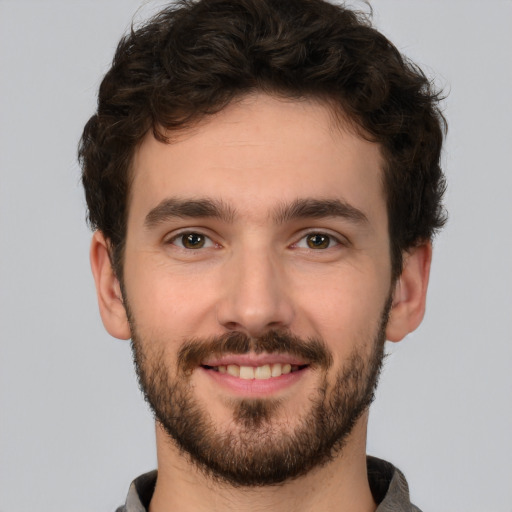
left=79, top=0, right=446, bottom=510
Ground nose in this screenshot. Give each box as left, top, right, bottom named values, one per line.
left=216, top=247, right=295, bottom=337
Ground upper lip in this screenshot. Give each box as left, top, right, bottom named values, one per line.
left=201, top=353, right=309, bottom=367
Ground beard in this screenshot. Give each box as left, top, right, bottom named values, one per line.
left=127, top=298, right=390, bottom=488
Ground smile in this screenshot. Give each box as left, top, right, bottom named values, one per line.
left=202, top=363, right=307, bottom=380
left=199, top=353, right=311, bottom=395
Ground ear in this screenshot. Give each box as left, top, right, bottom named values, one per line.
left=386, top=242, right=432, bottom=342
left=89, top=231, right=131, bottom=340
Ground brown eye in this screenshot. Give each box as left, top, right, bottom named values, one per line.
left=181, top=232, right=206, bottom=249
left=306, top=233, right=331, bottom=249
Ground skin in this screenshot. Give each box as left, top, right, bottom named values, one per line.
left=91, top=94, right=431, bottom=512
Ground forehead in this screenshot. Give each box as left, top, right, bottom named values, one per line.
left=129, top=94, right=385, bottom=226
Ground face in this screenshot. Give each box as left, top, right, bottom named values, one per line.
left=119, top=94, right=395, bottom=485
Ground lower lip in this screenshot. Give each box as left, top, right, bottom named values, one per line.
left=200, top=366, right=308, bottom=396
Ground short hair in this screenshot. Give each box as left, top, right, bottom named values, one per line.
left=79, top=0, right=447, bottom=280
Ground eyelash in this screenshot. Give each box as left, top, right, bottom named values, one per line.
left=166, top=230, right=345, bottom=251
left=292, top=232, right=343, bottom=250
left=167, top=231, right=216, bottom=250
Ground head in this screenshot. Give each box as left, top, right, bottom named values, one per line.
left=81, top=0, right=446, bottom=488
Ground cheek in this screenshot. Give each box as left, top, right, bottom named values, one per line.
left=291, top=268, right=389, bottom=357
left=124, top=260, right=220, bottom=335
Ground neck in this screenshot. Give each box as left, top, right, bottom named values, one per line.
left=149, top=415, right=376, bottom=512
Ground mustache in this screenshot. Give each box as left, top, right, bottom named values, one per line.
left=177, top=330, right=333, bottom=373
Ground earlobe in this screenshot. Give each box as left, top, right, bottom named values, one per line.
left=90, top=231, right=131, bottom=340
left=386, top=242, right=432, bottom=342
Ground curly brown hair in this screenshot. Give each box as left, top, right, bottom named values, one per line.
left=79, top=0, right=447, bottom=279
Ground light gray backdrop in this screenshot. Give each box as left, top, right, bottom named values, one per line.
left=1, top=1, right=511, bottom=511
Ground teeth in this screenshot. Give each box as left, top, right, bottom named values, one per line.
left=239, top=366, right=255, bottom=379
left=214, top=363, right=301, bottom=380
left=271, top=364, right=282, bottom=377
left=254, top=365, right=271, bottom=379
left=226, top=364, right=240, bottom=377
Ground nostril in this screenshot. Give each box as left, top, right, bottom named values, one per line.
left=223, top=321, right=241, bottom=331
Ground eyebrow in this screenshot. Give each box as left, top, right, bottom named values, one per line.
left=144, top=197, right=368, bottom=229
left=144, top=198, right=236, bottom=228
left=272, top=198, right=369, bottom=225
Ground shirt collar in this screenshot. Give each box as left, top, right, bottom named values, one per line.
left=119, top=457, right=420, bottom=512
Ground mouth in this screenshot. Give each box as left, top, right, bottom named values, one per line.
left=198, top=354, right=311, bottom=396
left=201, top=362, right=309, bottom=380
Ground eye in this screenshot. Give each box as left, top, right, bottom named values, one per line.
left=169, top=232, right=215, bottom=249
left=295, top=232, right=341, bottom=250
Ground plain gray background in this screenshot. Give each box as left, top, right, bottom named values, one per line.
left=1, top=1, right=511, bottom=511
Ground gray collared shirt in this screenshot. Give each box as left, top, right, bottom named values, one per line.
left=116, top=456, right=422, bottom=512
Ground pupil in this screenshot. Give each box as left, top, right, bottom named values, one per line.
left=184, top=233, right=204, bottom=248
left=308, top=234, right=329, bottom=249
